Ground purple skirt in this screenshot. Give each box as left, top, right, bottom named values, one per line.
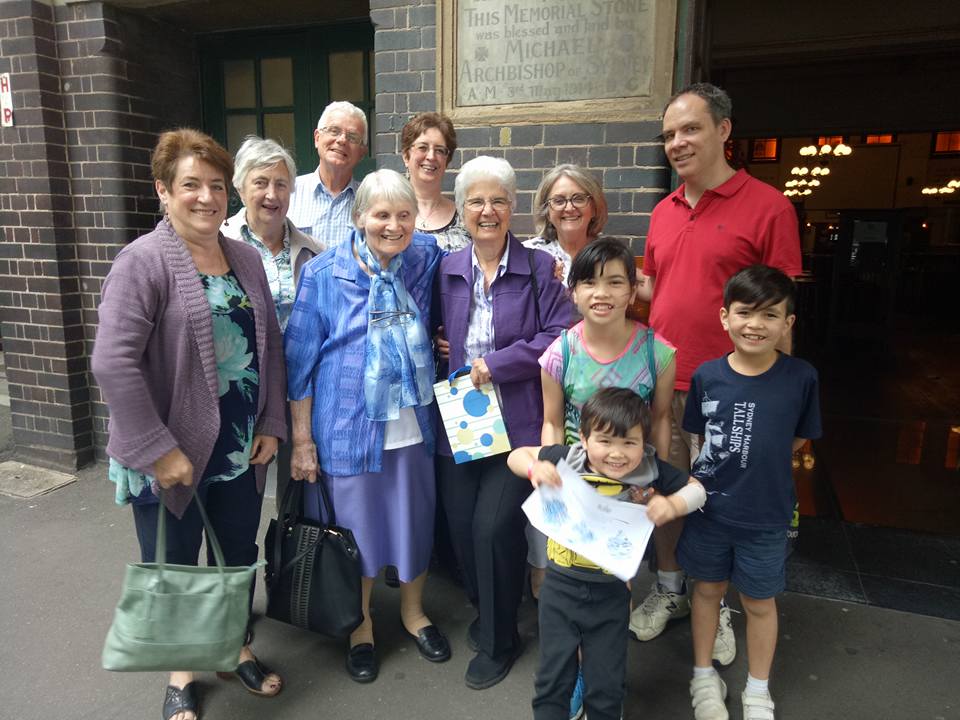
left=304, top=443, right=435, bottom=582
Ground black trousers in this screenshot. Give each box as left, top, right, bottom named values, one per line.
left=437, top=453, right=532, bottom=656
left=532, top=569, right=631, bottom=720
left=131, top=468, right=264, bottom=618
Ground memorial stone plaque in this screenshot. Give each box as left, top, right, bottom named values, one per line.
left=456, top=0, right=656, bottom=107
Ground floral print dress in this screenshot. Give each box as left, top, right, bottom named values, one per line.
left=108, top=271, right=260, bottom=504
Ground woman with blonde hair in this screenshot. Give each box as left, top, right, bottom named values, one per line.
left=524, top=163, right=609, bottom=285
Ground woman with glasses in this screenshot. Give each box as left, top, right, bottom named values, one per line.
left=401, top=112, right=472, bottom=251
left=435, top=156, right=573, bottom=690
left=285, top=169, right=451, bottom=684
left=524, top=164, right=609, bottom=286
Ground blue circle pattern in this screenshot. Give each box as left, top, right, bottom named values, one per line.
left=462, top=389, right=490, bottom=417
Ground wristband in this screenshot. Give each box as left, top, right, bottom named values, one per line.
left=675, top=482, right=707, bottom=514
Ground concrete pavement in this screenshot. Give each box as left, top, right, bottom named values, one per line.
left=3, top=464, right=958, bottom=720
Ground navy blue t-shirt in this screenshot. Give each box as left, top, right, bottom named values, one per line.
left=683, top=353, right=821, bottom=530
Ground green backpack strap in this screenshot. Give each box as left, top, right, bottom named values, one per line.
left=645, top=326, right=657, bottom=401
left=560, top=328, right=570, bottom=384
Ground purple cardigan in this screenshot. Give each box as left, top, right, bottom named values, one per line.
left=435, top=232, right=573, bottom=455
left=91, top=219, right=288, bottom=518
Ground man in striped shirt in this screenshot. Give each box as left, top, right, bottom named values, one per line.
left=288, top=101, right=367, bottom=247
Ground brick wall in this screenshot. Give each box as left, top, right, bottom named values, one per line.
left=370, top=0, right=670, bottom=252
left=0, top=0, right=199, bottom=468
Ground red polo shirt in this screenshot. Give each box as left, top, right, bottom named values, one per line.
left=644, top=169, right=802, bottom=391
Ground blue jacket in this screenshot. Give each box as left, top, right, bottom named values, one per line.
left=285, top=231, right=443, bottom=476
left=435, top=232, right=573, bottom=455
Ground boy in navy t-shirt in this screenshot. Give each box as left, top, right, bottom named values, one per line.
left=677, top=265, right=821, bottom=720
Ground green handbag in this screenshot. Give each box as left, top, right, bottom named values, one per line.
left=102, top=488, right=260, bottom=672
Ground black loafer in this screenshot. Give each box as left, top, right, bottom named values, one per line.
left=346, top=643, right=378, bottom=683
left=464, top=638, right=523, bottom=690
left=466, top=617, right=480, bottom=652
left=411, top=624, right=451, bottom=662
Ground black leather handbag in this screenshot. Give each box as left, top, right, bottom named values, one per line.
left=264, top=479, right=363, bottom=638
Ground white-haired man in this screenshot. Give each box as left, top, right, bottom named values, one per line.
left=288, top=100, right=368, bottom=245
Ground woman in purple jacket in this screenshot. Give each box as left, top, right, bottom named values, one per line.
left=435, top=156, right=573, bottom=690
left=92, top=129, right=287, bottom=720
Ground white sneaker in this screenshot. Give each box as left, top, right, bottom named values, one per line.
left=711, top=605, right=736, bottom=666
left=741, top=690, right=775, bottom=720
left=689, top=673, right=728, bottom=720
left=629, top=582, right=690, bottom=641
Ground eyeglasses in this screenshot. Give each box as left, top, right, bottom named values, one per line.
left=411, top=143, right=450, bottom=159
left=465, top=197, right=511, bottom=212
left=319, top=125, right=366, bottom=146
left=370, top=310, right=415, bottom=327
left=545, top=193, right=592, bottom=210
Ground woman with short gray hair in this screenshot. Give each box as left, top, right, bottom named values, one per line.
left=221, top=135, right=325, bottom=332
left=286, top=169, right=450, bottom=683
left=435, top=156, right=573, bottom=690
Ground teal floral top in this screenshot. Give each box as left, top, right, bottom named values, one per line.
left=109, top=271, right=261, bottom=505
left=241, top=223, right=295, bottom=332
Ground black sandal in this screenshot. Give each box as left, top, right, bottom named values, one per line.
left=217, top=658, right=283, bottom=697
left=163, top=682, right=199, bottom=720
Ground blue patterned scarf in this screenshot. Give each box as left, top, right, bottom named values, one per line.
left=354, top=230, right=435, bottom=421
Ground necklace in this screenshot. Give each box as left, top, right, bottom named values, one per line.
left=416, top=199, right=443, bottom=230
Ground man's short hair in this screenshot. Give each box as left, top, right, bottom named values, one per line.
left=723, top=264, right=797, bottom=316
left=664, top=82, right=733, bottom=126
left=318, top=101, right=368, bottom=143
left=580, top=387, right=651, bottom=440
left=567, top=238, right=636, bottom=288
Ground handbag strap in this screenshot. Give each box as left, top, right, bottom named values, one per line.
left=157, top=486, right=226, bottom=573
left=271, top=479, right=339, bottom=579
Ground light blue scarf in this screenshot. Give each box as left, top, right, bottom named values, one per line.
left=354, top=230, right=435, bottom=421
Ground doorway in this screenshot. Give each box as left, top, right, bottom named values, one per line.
left=199, top=22, right=375, bottom=211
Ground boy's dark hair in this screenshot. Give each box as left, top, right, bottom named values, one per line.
left=567, top=238, right=637, bottom=288
left=723, top=264, right=797, bottom=316
left=580, top=387, right=651, bottom=440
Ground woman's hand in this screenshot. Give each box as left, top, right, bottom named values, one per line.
left=470, top=357, right=492, bottom=388
left=553, top=259, right=565, bottom=282
left=291, top=439, right=319, bottom=483
left=249, top=435, right=279, bottom=465
left=629, top=485, right=659, bottom=505
left=153, top=447, right=194, bottom=489
left=434, top=325, right=450, bottom=360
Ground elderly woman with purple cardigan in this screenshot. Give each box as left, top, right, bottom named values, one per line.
left=92, top=129, right=287, bottom=720
left=435, top=156, right=573, bottom=690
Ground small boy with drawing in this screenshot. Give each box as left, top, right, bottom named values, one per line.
left=508, top=387, right=706, bottom=720
left=678, top=265, right=821, bottom=720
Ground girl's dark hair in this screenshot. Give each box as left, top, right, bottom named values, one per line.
left=723, top=264, right=797, bottom=315
left=567, top=238, right=637, bottom=288
left=580, top=387, right=651, bottom=439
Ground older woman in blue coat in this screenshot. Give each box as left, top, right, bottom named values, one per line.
left=435, top=156, right=573, bottom=690
left=285, top=169, right=450, bottom=684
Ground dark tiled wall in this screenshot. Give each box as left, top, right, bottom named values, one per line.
left=0, top=0, right=199, bottom=468
left=370, top=0, right=670, bottom=249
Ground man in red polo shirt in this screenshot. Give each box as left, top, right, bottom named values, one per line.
left=629, top=83, right=802, bottom=665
